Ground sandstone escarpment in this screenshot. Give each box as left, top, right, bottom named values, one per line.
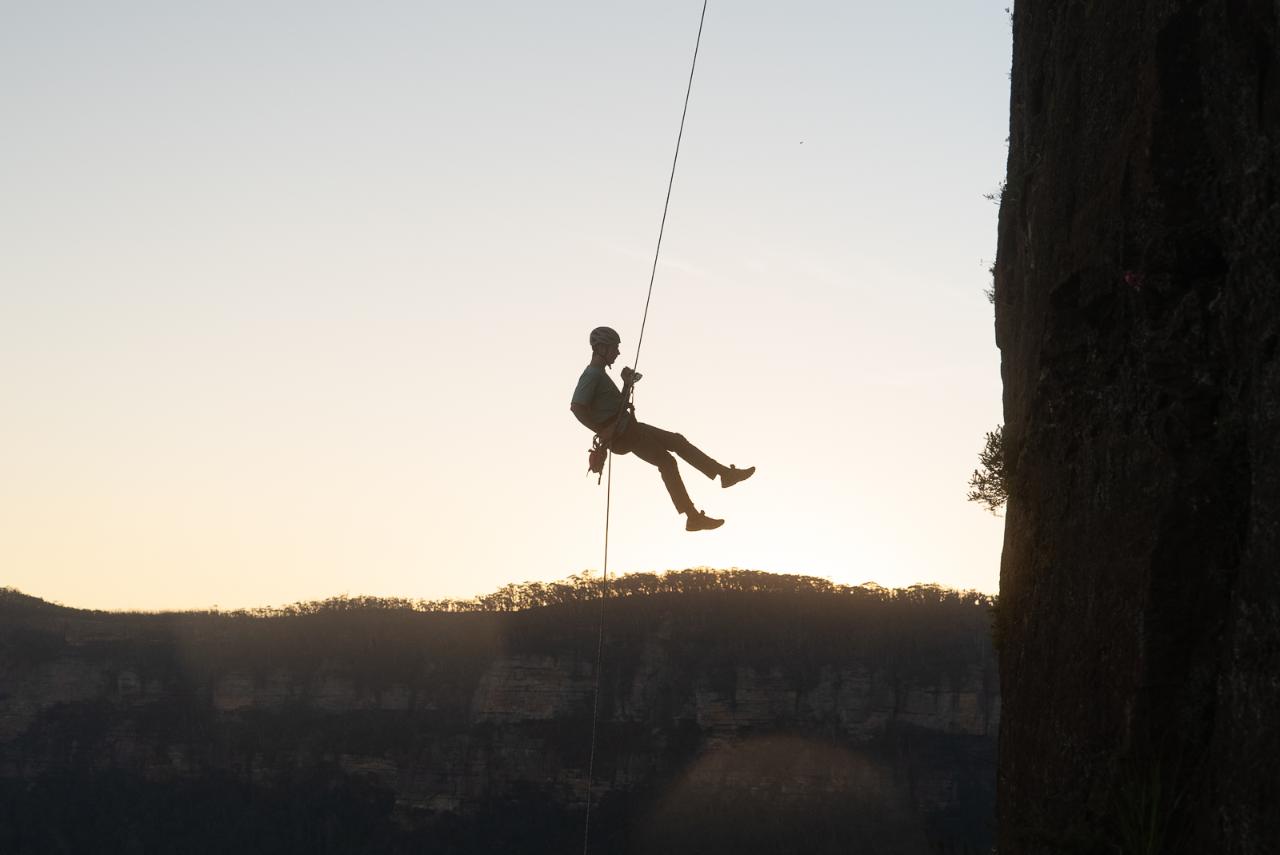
left=995, top=2, right=1279, bottom=851
left=0, top=585, right=996, bottom=853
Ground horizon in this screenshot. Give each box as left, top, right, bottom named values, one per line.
left=2, top=565, right=995, bottom=615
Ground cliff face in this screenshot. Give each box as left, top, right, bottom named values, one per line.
left=995, top=2, right=1279, bottom=852
left=0, top=588, right=996, bottom=854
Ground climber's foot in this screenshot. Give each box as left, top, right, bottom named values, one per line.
left=721, top=465, right=756, bottom=488
left=685, top=510, right=724, bottom=532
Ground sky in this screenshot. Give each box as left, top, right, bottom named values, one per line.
left=2, top=0, right=1012, bottom=611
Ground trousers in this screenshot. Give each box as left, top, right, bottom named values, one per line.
left=610, top=421, right=723, bottom=515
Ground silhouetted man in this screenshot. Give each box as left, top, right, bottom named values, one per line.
left=570, top=326, right=754, bottom=531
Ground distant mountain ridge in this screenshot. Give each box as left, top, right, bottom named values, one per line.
left=0, top=571, right=998, bottom=854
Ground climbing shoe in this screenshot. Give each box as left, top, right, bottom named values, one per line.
left=685, top=510, right=724, bottom=531
left=720, top=465, right=755, bottom=488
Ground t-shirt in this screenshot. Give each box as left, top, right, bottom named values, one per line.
left=571, top=365, right=623, bottom=427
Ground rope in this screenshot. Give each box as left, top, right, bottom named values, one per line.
left=581, top=453, right=611, bottom=854
left=581, top=3, right=709, bottom=852
left=632, top=0, right=710, bottom=377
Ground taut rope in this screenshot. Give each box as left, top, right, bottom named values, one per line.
left=581, top=3, right=710, bottom=852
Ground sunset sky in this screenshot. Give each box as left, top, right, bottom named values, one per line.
left=3, top=0, right=1012, bottom=611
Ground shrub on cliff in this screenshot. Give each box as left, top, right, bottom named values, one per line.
left=967, top=425, right=1007, bottom=514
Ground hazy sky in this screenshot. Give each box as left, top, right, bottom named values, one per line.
left=3, top=0, right=1012, bottom=611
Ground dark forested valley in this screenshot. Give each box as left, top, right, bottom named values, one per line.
left=0, top=570, right=997, bottom=854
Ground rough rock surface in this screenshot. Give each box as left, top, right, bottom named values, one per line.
left=994, top=2, right=1279, bottom=851
left=0, top=589, right=996, bottom=852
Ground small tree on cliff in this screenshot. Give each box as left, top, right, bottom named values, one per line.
left=968, top=425, right=1007, bottom=514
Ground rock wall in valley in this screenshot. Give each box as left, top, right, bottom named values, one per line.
left=0, top=585, right=996, bottom=854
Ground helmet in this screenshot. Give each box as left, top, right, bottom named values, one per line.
left=589, top=326, right=621, bottom=350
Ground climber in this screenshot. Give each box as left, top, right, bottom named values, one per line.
left=570, top=326, right=755, bottom=531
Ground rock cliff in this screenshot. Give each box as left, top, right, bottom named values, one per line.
left=995, top=2, right=1279, bottom=851
left=0, top=584, right=997, bottom=853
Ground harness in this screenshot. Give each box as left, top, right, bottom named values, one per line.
left=587, top=373, right=639, bottom=483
